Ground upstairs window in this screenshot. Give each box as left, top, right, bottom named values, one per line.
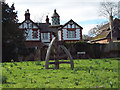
left=68, top=31, right=75, bottom=38
left=42, top=33, right=48, bottom=40
left=33, top=31, right=38, bottom=39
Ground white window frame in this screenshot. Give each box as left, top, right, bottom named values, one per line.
left=68, top=31, right=75, bottom=38
left=42, top=33, right=48, bottom=40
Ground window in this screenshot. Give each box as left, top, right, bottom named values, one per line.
left=68, top=31, right=75, bottom=38
left=24, top=23, right=27, bottom=28
left=29, top=23, right=32, bottom=28
left=42, top=33, right=48, bottom=40
left=33, top=31, right=38, bottom=39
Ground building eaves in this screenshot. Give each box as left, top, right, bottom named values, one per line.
left=61, top=19, right=83, bottom=29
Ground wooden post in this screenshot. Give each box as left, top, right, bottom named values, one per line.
left=109, top=15, right=113, bottom=41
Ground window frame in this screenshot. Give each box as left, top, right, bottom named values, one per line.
left=33, top=30, right=38, bottom=39
left=42, top=33, right=48, bottom=40
left=67, top=30, right=75, bottom=38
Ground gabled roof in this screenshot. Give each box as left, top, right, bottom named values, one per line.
left=18, top=19, right=39, bottom=28
left=61, top=19, right=83, bottom=29
left=91, top=30, right=111, bottom=41
left=19, top=20, right=51, bottom=32
left=98, top=23, right=109, bottom=31
left=91, top=18, right=120, bottom=41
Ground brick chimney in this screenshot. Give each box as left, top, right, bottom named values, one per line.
left=46, top=15, right=49, bottom=24
left=118, top=1, right=120, bottom=18
left=25, top=9, right=30, bottom=20
left=109, top=15, right=113, bottom=40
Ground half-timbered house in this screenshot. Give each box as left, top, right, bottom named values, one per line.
left=58, top=19, right=83, bottom=42
left=18, top=9, right=83, bottom=60
left=19, top=9, right=83, bottom=45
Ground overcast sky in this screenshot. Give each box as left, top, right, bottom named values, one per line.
left=6, top=0, right=119, bottom=35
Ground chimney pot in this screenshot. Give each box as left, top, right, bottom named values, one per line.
left=25, top=9, right=30, bottom=20
left=46, top=15, right=49, bottom=24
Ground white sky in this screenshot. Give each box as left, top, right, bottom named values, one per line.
left=6, top=0, right=119, bottom=35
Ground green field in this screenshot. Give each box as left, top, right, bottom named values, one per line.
left=1, top=58, right=119, bottom=88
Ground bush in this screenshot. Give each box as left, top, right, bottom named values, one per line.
left=64, top=41, right=106, bottom=59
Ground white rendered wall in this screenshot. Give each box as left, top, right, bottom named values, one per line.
left=63, top=29, right=67, bottom=40
left=19, top=20, right=40, bottom=41
left=25, top=29, right=40, bottom=41
left=58, top=30, right=61, bottom=40
left=68, top=24, right=71, bottom=28
left=62, top=28, right=80, bottom=40
left=33, top=25, right=38, bottom=29
left=19, top=25, right=23, bottom=28
left=25, top=29, right=32, bottom=40
left=64, top=26, right=67, bottom=28
left=24, top=23, right=27, bottom=28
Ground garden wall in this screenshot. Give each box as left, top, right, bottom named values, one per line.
left=64, top=42, right=120, bottom=59
left=18, top=42, right=120, bottom=61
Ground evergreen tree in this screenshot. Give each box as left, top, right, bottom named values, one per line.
left=2, top=2, right=26, bottom=62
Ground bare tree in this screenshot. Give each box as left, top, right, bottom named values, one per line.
left=99, top=1, right=118, bottom=18
left=33, top=14, right=44, bottom=23
left=88, top=26, right=100, bottom=37
left=33, top=12, right=49, bottom=23
left=82, top=34, right=92, bottom=41
left=99, top=1, right=118, bottom=40
left=88, top=23, right=106, bottom=37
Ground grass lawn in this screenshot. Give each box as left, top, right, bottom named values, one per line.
left=1, top=58, right=119, bottom=88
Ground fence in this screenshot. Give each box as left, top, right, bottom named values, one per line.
left=64, top=42, right=120, bottom=59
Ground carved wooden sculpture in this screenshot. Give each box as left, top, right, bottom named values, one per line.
left=45, top=31, right=74, bottom=69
